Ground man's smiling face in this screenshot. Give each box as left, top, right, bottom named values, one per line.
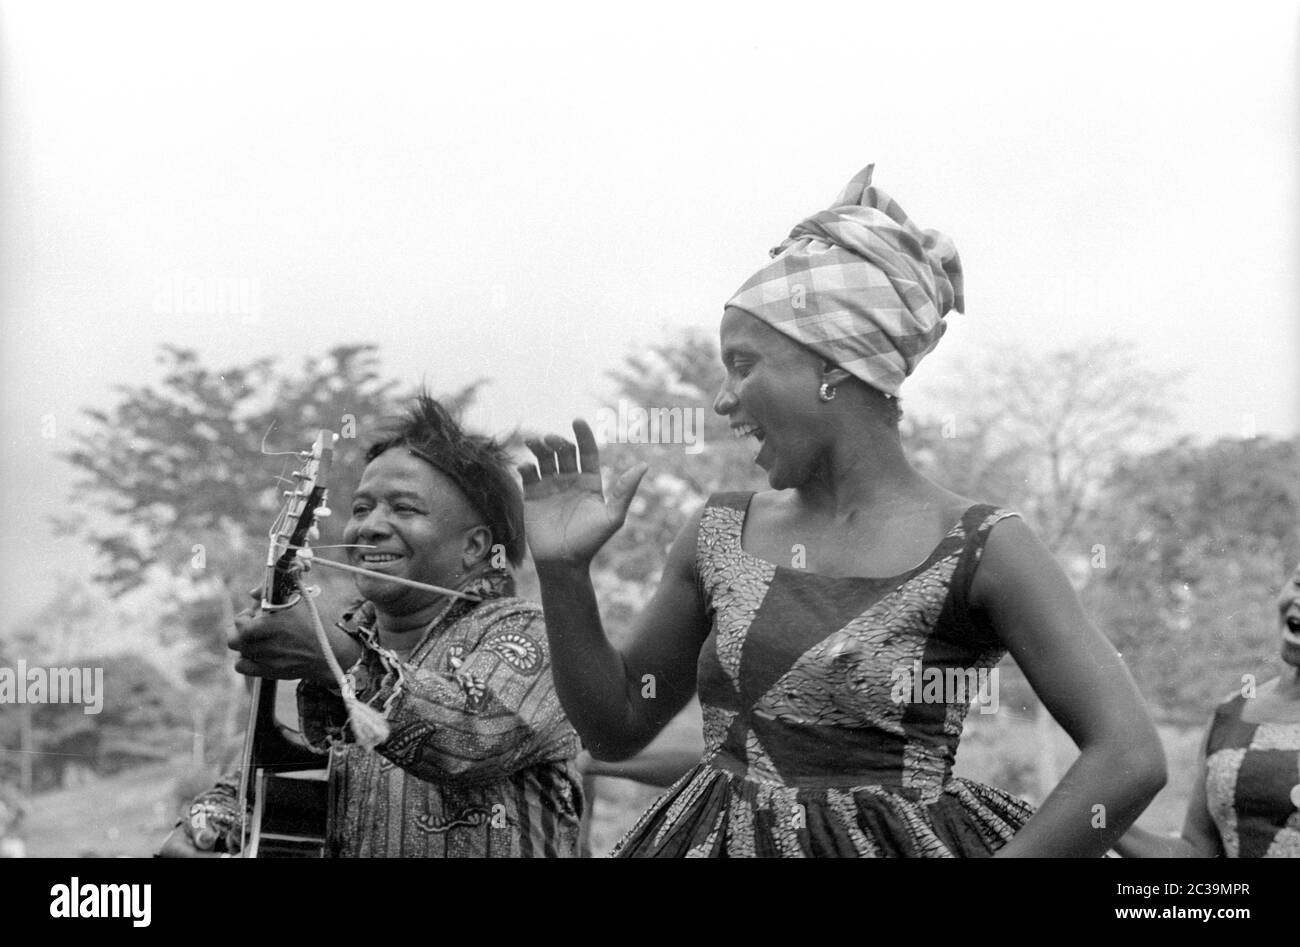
left=342, top=448, right=486, bottom=611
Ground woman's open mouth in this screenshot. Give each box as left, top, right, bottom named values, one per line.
left=1283, top=613, right=1300, bottom=646
left=360, top=553, right=404, bottom=568
left=731, top=423, right=766, bottom=463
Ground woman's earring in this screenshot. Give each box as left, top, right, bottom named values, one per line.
left=818, top=383, right=837, bottom=403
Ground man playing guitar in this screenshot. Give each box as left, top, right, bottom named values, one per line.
left=160, top=393, right=582, bottom=857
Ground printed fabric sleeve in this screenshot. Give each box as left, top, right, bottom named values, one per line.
left=306, top=601, right=575, bottom=784
left=183, top=768, right=245, bottom=853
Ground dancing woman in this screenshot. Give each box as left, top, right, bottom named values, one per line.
left=520, top=166, right=1165, bottom=856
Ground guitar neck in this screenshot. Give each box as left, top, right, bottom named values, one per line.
left=237, top=428, right=336, bottom=856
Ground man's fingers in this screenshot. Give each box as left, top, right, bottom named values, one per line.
left=525, top=438, right=558, bottom=476
left=234, top=657, right=276, bottom=678
left=159, top=828, right=224, bottom=859
left=572, top=419, right=601, bottom=473
left=544, top=434, right=578, bottom=473
left=517, top=461, right=540, bottom=487
left=228, top=620, right=272, bottom=652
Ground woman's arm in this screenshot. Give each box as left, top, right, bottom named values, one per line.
left=523, top=422, right=711, bottom=760
left=578, top=746, right=701, bottom=787
left=1113, top=722, right=1224, bottom=857
left=970, top=517, right=1167, bottom=857
left=577, top=718, right=704, bottom=786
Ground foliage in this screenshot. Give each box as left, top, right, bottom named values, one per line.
left=905, top=338, right=1184, bottom=553
left=9, top=653, right=191, bottom=793
left=58, top=344, right=409, bottom=595
left=1085, top=435, right=1300, bottom=720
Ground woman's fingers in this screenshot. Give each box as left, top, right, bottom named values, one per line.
left=525, top=438, right=558, bottom=476
left=544, top=434, right=578, bottom=473
left=573, top=419, right=600, bottom=473
left=525, top=430, right=589, bottom=479
left=517, top=461, right=540, bottom=487
left=519, top=421, right=601, bottom=481
left=609, top=463, right=649, bottom=518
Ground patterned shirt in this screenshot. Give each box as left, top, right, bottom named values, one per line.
left=1204, top=692, right=1300, bottom=858
left=299, top=569, right=583, bottom=857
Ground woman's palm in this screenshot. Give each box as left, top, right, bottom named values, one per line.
left=518, top=421, right=647, bottom=566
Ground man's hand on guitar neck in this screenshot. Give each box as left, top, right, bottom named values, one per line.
left=229, top=590, right=363, bottom=685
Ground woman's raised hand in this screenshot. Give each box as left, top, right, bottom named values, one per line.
left=518, top=420, right=648, bottom=568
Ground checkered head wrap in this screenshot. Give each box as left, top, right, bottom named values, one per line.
left=724, top=165, right=963, bottom=396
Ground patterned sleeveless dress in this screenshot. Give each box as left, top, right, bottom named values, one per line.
left=612, top=492, right=1034, bottom=857
left=1204, top=693, right=1300, bottom=857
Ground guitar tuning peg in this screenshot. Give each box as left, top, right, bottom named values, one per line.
left=307, top=523, right=320, bottom=541
left=298, top=546, right=315, bottom=560
left=314, top=506, right=331, bottom=518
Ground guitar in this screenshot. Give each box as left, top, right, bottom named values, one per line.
left=236, top=429, right=336, bottom=858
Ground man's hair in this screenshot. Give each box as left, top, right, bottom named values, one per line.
left=364, top=392, right=525, bottom=566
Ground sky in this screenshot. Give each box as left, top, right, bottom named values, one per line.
left=1, top=0, right=1297, bottom=632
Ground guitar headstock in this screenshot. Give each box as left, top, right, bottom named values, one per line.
left=263, top=429, right=336, bottom=609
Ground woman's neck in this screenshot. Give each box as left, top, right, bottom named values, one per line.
left=1275, top=665, right=1300, bottom=700
left=797, top=432, right=932, bottom=518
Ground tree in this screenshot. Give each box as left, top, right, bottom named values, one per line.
left=906, top=338, right=1184, bottom=551
left=0, top=637, right=24, bottom=792
left=28, top=653, right=192, bottom=790
left=0, top=583, right=194, bottom=791
left=59, top=344, right=404, bottom=595
left=1085, top=435, right=1300, bottom=721
left=0, top=576, right=133, bottom=794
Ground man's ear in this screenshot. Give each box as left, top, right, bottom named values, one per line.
left=462, top=524, right=494, bottom=568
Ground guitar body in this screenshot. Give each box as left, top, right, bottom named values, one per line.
left=237, top=430, right=336, bottom=858
left=244, top=679, right=328, bottom=857
left=250, top=768, right=329, bottom=858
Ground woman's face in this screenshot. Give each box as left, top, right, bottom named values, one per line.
left=1277, top=560, right=1300, bottom=667
left=713, top=307, right=828, bottom=490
